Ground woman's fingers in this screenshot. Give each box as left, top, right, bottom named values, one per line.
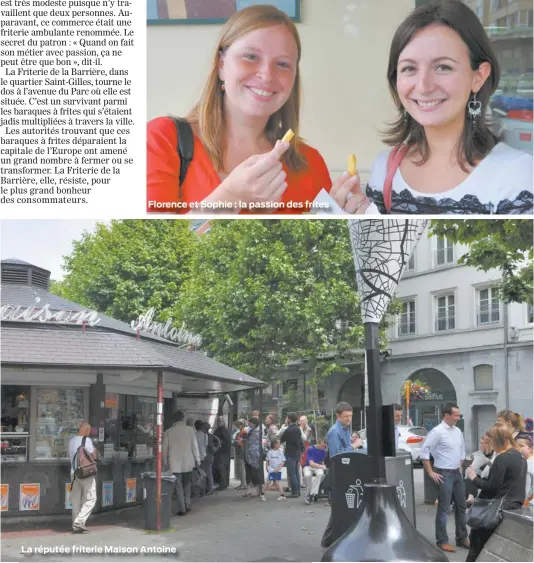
left=331, top=172, right=360, bottom=207
left=259, top=160, right=284, bottom=190
left=249, top=141, right=290, bottom=177
left=345, top=192, right=370, bottom=214
left=268, top=169, right=287, bottom=193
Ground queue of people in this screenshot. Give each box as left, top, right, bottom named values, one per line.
left=147, top=0, right=533, bottom=216
left=419, top=405, right=532, bottom=561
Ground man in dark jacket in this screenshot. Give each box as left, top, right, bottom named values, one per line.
left=213, top=416, right=232, bottom=490
left=281, top=413, right=304, bottom=498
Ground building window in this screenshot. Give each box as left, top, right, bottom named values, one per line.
left=474, top=365, right=494, bottom=391
left=116, top=395, right=156, bottom=459
left=436, top=294, right=455, bottom=331
left=398, top=300, right=416, bottom=336
left=517, top=10, right=533, bottom=28
left=1, top=386, right=31, bottom=463
left=406, top=253, right=415, bottom=272
left=436, top=238, right=454, bottom=266
left=477, top=287, right=500, bottom=325
left=284, top=379, right=298, bottom=393
left=35, top=387, right=85, bottom=459
left=527, top=303, right=533, bottom=324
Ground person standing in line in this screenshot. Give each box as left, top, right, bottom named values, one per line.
left=213, top=416, right=232, bottom=491
left=163, top=411, right=200, bottom=516
left=516, top=432, right=534, bottom=505
left=68, top=422, right=99, bottom=533
left=266, top=438, right=286, bottom=500
left=464, top=435, right=494, bottom=505
left=497, top=409, right=524, bottom=440
left=232, top=419, right=248, bottom=490
left=299, top=415, right=313, bottom=489
left=465, top=423, right=527, bottom=561
left=303, top=438, right=328, bottom=505
left=193, top=419, right=208, bottom=496
left=202, top=422, right=219, bottom=495
left=321, top=402, right=355, bottom=548
left=280, top=413, right=304, bottom=498
left=419, top=403, right=469, bottom=554
left=244, top=416, right=265, bottom=500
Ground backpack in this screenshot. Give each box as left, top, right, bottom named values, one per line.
left=73, top=436, right=97, bottom=480
left=169, top=117, right=194, bottom=198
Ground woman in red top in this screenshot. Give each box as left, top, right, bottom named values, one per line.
left=147, top=4, right=360, bottom=215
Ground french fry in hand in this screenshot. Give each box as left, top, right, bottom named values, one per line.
left=281, top=129, right=295, bottom=143
left=348, top=154, right=357, bottom=176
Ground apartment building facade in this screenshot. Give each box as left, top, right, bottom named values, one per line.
left=381, top=228, right=533, bottom=453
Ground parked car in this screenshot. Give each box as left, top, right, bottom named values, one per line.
left=357, top=425, right=428, bottom=464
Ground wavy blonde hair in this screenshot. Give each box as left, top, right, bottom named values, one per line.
left=186, top=5, right=307, bottom=173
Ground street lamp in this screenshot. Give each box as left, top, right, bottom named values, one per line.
left=323, top=219, right=447, bottom=562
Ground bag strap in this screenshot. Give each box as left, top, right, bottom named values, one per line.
left=169, top=117, right=194, bottom=199
left=383, top=144, right=409, bottom=213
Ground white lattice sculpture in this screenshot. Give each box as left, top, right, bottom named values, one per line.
left=348, top=220, right=428, bottom=323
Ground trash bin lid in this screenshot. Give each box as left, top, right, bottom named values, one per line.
left=141, top=471, right=177, bottom=483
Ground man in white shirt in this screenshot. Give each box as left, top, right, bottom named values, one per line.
left=419, top=403, right=469, bottom=554
left=68, top=422, right=98, bottom=533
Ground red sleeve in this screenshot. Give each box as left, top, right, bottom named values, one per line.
left=147, top=117, right=180, bottom=213
left=309, top=147, right=332, bottom=192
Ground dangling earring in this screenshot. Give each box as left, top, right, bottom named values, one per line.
left=403, top=109, right=409, bottom=123
left=221, top=81, right=225, bottom=92
left=468, top=92, right=482, bottom=126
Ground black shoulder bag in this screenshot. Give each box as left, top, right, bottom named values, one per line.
left=467, top=492, right=507, bottom=531
left=168, top=117, right=194, bottom=199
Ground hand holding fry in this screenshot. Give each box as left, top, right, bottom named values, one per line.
left=330, top=170, right=369, bottom=214
left=213, top=141, right=291, bottom=208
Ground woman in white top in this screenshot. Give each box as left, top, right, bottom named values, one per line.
left=330, top=0, right=533, bottom=215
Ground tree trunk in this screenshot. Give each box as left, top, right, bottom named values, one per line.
left=308, top=359, right=320, bottom=413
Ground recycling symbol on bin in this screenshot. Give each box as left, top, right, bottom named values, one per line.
left=345, top=479, right=364, bottom=509
left=345, top=480, right=407, bottom=509
left=396, top=480, right=407, bottom=508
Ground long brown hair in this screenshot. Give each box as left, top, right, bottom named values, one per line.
left=186, top=5, right=307, bottom=173
left=383, top=0, right=500, bottom=171
left=485, top=423, right=518, bottom=453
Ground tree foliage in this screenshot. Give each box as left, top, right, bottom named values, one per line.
left=174, top=220, right=394, bottom=385
left=430, top=220, right=533, bottom=304
left=52, top=220, right=197, bottom=322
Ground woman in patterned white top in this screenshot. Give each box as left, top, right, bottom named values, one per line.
left=330, top=0, right=533, bottom=216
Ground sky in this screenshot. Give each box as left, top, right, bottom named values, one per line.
left=1, top=220, right=103, bottom=281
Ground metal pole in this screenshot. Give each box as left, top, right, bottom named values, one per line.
left=258, top=386, right=263, bottom=495
left=156, top=370, right=163, bottom=532
left=364, top=323, right=386, bottom=480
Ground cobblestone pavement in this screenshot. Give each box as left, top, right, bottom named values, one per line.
left=1, top=468, right=468, bottom=562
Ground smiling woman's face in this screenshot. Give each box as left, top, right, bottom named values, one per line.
left=396, top=24, right=490, bottom=131
left=219, top=24, right=298, bottom=119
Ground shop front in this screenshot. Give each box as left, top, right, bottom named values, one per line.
left=0, top=258, right=264, bottom=517
left=402, top=368, right=458, bottom=431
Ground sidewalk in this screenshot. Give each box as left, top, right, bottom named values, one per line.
left=1, top=467, right=468, bottom=562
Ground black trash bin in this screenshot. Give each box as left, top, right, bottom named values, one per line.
left=330, top=451, right=416, bottom=545
left=141, top=472, right=176, bottom=530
